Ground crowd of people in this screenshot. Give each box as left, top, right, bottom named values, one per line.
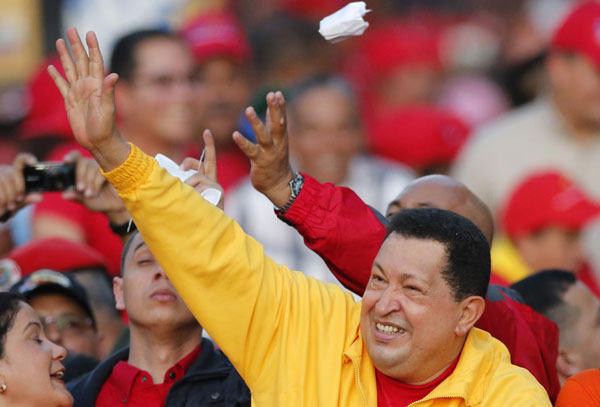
left=0, top=0, right=599, bottom=405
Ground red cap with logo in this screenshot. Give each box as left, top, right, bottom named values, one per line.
left=4, top=237, right=109, bottom=277
left=180, top=11, right=250, bottom=64
left=369, top=105, right=470, bottom=171
left=550, top=1, right=600, bottom=70
left=20, top=55, right=72, bottom=140
left=501, top=171, right=600, bottom=239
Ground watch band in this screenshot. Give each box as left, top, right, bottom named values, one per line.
left=275, top=172, right=304, bottom=214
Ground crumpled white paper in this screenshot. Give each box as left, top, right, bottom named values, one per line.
left=154, top=154, right=222, bottom=206
left=319, top=2, right=371, bottom=43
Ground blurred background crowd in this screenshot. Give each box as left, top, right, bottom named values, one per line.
left=1, top=0, right=600, bottom=404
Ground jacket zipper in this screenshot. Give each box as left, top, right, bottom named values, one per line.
left=407, top=394, right=466, bottom=407
left=348, top=354, right=368, bottom=407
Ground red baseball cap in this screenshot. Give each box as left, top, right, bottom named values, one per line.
left=20, top=55, right=72, bottom=140
left=354, top=20, right=442, bottom=78
left=4, top=237, right=109, bottom=277
left=501, top=171, right=600, bottom=239
left=369, top=105, right=470, bottom=171
left=550, top=1, right=600, bottom=70
left=180, top=11, right=250, bottom=64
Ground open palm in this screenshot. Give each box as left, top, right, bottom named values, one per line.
left=48, top=28, right=119, bottom=153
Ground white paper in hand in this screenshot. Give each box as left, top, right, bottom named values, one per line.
left=154, top=154, right=222, bottom=206
left=319, top=2, right=371, bottom=43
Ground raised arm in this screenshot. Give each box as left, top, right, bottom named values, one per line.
left=232, top=93, right=386, bottom=296
left=49, top=30, right=361, bottom=404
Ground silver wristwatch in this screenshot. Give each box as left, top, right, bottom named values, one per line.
left=275, top=172, right=304, bottom=214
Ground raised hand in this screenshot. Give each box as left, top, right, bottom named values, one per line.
left=232, top=91, right=294, bottom=208
left=180, top=130, right=225, bottom=210
left=48, top=28, right=129, bottom=171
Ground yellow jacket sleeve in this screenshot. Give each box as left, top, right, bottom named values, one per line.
left=104, top=145, right=363, bottom=402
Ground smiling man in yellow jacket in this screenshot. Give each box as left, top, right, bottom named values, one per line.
left=49, top=29, right=551, bottom=406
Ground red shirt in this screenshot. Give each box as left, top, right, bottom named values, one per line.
left=376, top=356, right=460, bottom=407
left=96, top=345, right=202, bottom=407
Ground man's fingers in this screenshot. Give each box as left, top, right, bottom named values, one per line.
left=233, top=131, right=258, bottom=159
left=201, top=130, right=218, bottom=181
left=24, top=193, right=43, bottom=205
left=180, top=157, right=200, bottom=171
left=67, top=28, right=89, bottom=79
left=48, top=65, right=70, bottom=99
left=55, top=38, right=78, bottom=85
left=102, top=73, right=119, bottom=112
left=245, top=106, right=272, bottom=147
left=13, top=153, right=37, bottom=169
left=63, top=150, right=82, bottom=164
left=86, top=31, right=105, bottom=80
left=277, top=91, right=287, bottom=123
left=270, top=91, right=287, bottom=142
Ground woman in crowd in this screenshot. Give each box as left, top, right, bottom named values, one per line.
left=0, top=292, right=73, bottom=407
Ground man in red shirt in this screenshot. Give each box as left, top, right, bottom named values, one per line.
left=67, top=231, right=250, bottom=407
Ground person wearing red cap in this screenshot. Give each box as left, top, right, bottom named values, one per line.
left=19, top=55, right=75, bottom=159
left=453, top=0, right=600, bottom=275
left=491, top=171, right=600, bottom=285
left=369, top=105, right=471, bottom=176
left=180, top=11, right=253, bottom=191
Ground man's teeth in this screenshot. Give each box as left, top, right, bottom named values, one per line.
left=376, top=322, right=404, bottom=334
left=52, top=371, right=64, bottom=379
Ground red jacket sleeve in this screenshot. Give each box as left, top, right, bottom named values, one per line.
left=279, top=173, right=387, bottom=295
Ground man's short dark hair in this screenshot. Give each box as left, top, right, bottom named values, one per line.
left=110, top=29, right=180, bottom=81
left=120, top=231, right=140, bottom=274
left=511, top=270, right=578, bottom=329
left=386, top=208, right=490, bottom=301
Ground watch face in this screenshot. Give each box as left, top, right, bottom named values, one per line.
left=290, top=174, right=304, bottom=197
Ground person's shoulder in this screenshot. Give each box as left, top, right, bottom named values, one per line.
left=471, top=99, right=551, bottom=143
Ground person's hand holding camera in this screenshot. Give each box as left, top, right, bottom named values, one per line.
left=60, top=150, right=130, bottom=225
left=0, top=153, right=43, bottom=222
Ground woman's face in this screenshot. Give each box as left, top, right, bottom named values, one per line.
left=0, top=302, right=73, bottom=407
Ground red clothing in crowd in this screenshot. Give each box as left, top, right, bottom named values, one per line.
left=279, top=173, right=561, bottom=402
left=377, top=357, right=459, bottom=407
left=96, top=345, right=202, bottom=407
left=34, top=143, right=123, bottom=276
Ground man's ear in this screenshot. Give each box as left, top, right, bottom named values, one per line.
left=455, top=296, right=486, bottom=337
left=556, top=347, right=581, bottom=380
left=113, top=276, right=125, bottom=311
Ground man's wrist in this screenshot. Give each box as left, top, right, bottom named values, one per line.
left=89, top=133, right=130, bottom=173
left=265, top=172, right=295, bottom=208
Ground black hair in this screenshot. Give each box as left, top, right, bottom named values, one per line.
left=120, top=231, right=140, bottom=274
left=110, top=28, right=180, bottom=82
left=0, top=292, right=24, bottom=358
left=386, top=208, right=490, bottom=301
left=511, top=270, right=577, bottom=326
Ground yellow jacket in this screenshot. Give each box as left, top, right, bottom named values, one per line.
left=106, top=145, right=551, bottom=406
left=491, top=237, right=532, bottom=284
